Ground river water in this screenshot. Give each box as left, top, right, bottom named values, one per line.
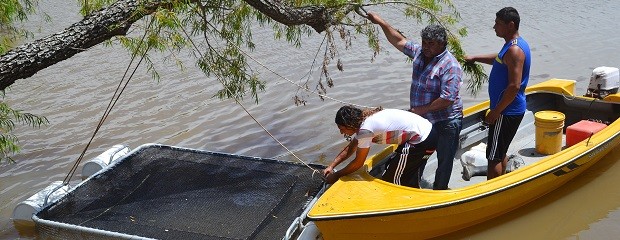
left=1, top=1, right=620, bottom=239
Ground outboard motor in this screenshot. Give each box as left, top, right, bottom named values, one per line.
left=585, top=66, right=619, bottom=99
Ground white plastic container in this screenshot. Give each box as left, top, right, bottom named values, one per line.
left=81, top=145, right=130, bottom=179
left=460, top=143, right=487, bottom=181
left=12, top=181, right=70, bottom=222
left=589, top=66, right=620, bottom=90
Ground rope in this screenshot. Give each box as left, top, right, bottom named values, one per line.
left=235, top=98, right=324, bottom=178
left=64, top=9, right=372, bottom=183
left=235, top=92, right=352, bottom=178
left=175, top=19, right=329, bottom=176
left=61, top=17, right=157, bottom=185
left=182, top=10, right=380, bottom=177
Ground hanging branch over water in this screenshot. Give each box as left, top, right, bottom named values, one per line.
left=0, top=0, right=488, bottom=163
left=0, top=0, right=486, bottom=96
left=0, top=0, right=335, bottom=91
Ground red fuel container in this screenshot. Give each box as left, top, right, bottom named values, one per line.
left=566, top=120, right=607, bottom=147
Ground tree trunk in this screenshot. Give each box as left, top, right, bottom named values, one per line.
left=0, top=0, right=330, bottom=91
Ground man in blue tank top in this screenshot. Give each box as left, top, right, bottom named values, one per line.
left=464, top=7, right=531, bottom=180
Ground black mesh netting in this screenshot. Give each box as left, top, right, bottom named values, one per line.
left=35, top=144, right=324, bottom=240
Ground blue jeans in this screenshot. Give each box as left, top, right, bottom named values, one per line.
left=420, top=117, right=463, bottom=190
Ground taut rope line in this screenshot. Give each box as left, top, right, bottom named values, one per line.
left=234, top=99, right=324, bottom=178
left=205, top=26, right=375, bottom=169
left=62, top=18, right=158, bottom=185
left=176, top=19, right=328, bottom=177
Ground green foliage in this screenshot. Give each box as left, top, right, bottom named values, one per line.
left=0, top=0, right=50, bottom=163
left=0, top=100, right=49, bottom=163
left=83, top=0, right=268, bottom=102
left=77, top=0, right=116, bottom=16
left=0, top=0, right=490, bottom=161
left=0, top=0, right=38, bottom=54
left=278, top=0, right=487, bottom=96
left=79, top=0, right=487, bottom=102
left=449, top=36, right=488, bottom=96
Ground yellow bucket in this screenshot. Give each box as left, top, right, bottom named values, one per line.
left=534, top=111, right=565, bottom=155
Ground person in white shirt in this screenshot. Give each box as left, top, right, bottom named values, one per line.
left=323, top=105, right=436, bottom=187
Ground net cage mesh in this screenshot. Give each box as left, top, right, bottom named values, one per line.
left=34, top=144, right=325, bottom=240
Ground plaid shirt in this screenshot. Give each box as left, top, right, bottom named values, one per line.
left=403, top=41, right=463, bottom=123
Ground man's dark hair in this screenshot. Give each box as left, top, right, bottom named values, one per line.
left=496, top=7, right=520, bottom=30
left=420, top=24, right=447, bottom=45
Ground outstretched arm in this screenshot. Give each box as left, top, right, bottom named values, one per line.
left=464, top=53, right=497, bottom=65
left=325, top=147, right=370, bottom=184
left=324, top=139, right=371, bottom=184
left=323, top=139, right=358, bottom=177
left=367, top=12, right=408, bottom=52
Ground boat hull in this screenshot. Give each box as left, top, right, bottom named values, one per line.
left=308, top=79, right=620, bottom=239
left=314, top=139, right=619, bottom=239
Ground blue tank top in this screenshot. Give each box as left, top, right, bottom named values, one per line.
left=488, top=37, right=531, bottom=115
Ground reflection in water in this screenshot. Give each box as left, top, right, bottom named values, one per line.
left=439, top=147, right=620, bottom=240
left=2, top=0, right=620, bottom=239
left=12, top=221, right=36, bottom=238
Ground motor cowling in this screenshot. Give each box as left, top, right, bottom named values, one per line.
left=585, top=66, right=619, bottom=99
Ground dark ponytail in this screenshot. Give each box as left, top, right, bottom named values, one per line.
left=335, top=105, right=383, bottom=129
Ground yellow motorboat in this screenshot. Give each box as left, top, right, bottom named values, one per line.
left=301, top=78, right=620, bottom=240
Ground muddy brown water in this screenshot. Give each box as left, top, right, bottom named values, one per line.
left=2, top=1, right=620, bottom=239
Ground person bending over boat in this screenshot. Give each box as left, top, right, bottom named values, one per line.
left=464, top=7, right=531, bottom=180
left=323, top=105, right=436, bottom=188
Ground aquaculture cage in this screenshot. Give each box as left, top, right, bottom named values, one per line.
left=33, top=144, right=325, bottom=240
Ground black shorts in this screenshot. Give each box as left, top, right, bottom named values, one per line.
left=487, top=114, right=524, bottom=162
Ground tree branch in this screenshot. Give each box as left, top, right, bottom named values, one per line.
left=0, top=0, right=159, bottom=90
left=0, top=0, right=333, bottom=91
left=243, top=0, right=330, bottom=33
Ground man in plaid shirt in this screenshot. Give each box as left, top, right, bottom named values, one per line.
left=368, top=12, right=464, bottom=190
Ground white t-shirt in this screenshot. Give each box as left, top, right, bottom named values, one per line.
left=355, top=109, right=432, bottom=148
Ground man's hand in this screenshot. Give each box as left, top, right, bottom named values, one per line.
left=463, top=55, right=475, bottom=63
left=366, top=12, right=381, bottom=24
left=485, top=109, right=501, bottom=125
left=325, top=172, right=339, bottom=184
left=322, top=166, right=334, bottom=177
left=323, top=166, right=339, bottom=184
left=410, top=106, right=428, bottom=116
